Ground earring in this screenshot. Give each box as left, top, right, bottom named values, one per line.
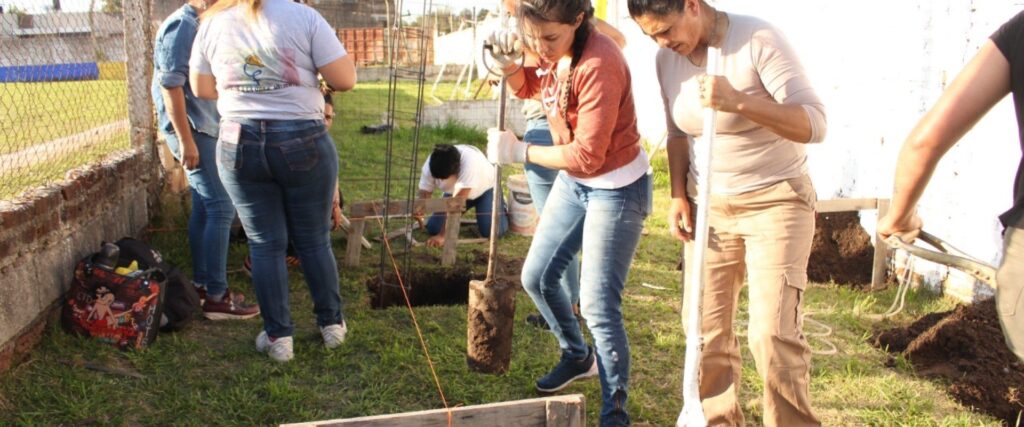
left=200, top=0, right=208, bottom=10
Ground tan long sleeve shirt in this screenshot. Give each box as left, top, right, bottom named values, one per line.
left=656, top=13, right=827, bottom=198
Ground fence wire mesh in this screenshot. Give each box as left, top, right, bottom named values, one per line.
left=0, top=6, right=140, bottom=200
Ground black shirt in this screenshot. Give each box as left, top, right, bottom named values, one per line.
left=992, top=11, right=1024, bottom=228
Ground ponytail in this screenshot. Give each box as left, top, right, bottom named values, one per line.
left=201, top=0, right=263, bottom=22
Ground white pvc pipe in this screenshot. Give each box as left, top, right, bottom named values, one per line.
left=677, top=45, right=721, bottom=427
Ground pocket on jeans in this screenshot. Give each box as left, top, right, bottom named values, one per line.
left=279, top=131, right=325, bottom=172
left=217, top=141, right=242, bottom=171
left=781, top=175, right=816, bottom=209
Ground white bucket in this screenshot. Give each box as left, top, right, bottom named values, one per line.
left=506, top=173, right=537, bottom=236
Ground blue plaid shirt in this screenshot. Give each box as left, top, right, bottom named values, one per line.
left=151, top=4, right=219, bottom=140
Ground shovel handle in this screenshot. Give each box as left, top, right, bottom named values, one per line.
left=883, top=230, right=998, bottom=286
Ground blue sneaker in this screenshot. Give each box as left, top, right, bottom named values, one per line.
left=536, top=347, right=598, bottom=393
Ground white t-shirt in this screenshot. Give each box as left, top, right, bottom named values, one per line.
left=189, top=0, right=347, bottom=120
left=418, top=145, right=496, bottom=201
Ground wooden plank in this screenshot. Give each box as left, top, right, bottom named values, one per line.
left=350, top=198, right=464, bottom=219
left=442, top=210, right=461, bottom=266
left=337, top=213, right=372, bottom=249
left=375, top=223, right=420, bottom=242
left=281, top=395, right=585, bottom=427
left=871, top=199, right=891, bottom=290
left=814, top=198, right=880, bottom=213
left=344, top=219, right=366, bottom=267
left=545, top=397, right=585, bottom=427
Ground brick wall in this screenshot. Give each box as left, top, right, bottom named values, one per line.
left=0, top=149, right=158, bottom=374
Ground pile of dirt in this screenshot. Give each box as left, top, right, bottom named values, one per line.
left=808, top=211, right=875, bottom=286
left=872, top=299, right=1024, bottom=425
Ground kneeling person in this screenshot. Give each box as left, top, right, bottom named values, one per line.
left=418, top=144, right=508, bottom=247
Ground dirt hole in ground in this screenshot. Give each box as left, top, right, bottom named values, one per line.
left=364, top=248, right=525, bottom=309
left=368, top=264, right=477, bottom=309
left=872, top=299, right=1024, bottom=425
left=808, top=211, right=875, bottom=287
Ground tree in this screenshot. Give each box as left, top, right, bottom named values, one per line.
left=102, top=0, right=121, bottom=13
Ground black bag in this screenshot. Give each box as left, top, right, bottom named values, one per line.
left=114, top=238, right=200, bottom=332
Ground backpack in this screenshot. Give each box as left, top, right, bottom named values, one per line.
left=113, top=238, right=200, bottom=332
left=62, top=241, right=167, bottom=350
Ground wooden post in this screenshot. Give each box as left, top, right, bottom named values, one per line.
left=441, top=209, right=461, bottom=266
left=344, top=219, right=366, bottom=267
left=872, top=199, right=891, bottom=290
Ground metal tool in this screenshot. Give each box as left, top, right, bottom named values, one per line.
left=884, top=230, right=997, bottom=286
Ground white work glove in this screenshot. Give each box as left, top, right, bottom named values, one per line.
left=487, top=128, right=527, bottom=165
left=485, top=29, right=523, bottom=73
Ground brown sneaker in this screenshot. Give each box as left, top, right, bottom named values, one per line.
left=195, top=286, right=245, bottom=305
left=202, top=293, right=260, bottom=320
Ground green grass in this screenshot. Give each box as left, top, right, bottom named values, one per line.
left=0, top=80, right=128, bottom=155
left=0, top=87, right=1009, bottom=426
left=0, top=131, right=131, bottom=200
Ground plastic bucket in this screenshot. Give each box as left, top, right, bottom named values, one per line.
left=506, top=174, right=537, bottom=236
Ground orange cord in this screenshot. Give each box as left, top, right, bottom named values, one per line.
left=373, top=215, right=453, bottom=425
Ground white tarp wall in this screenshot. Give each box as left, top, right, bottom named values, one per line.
left=604, top=0, right=1024, bottom=298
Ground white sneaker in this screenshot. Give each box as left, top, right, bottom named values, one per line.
left=255, top=331, right=293, bottom=362
left=320, top=321, right=347, bottom=349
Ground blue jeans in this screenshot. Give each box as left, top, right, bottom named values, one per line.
left=164, top=131, right=235, bottom=297
left=522, top=118, right=581, bottom=307
left=217, top=119, right=342, bottom=338
left=425, top=188, right=509, bottom=238
left=520, top=172, right=651, bottom=422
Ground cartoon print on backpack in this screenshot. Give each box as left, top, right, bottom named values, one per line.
left=88, top=285, right=117, bottom=328
left=62, top=245, right=166, bottom=351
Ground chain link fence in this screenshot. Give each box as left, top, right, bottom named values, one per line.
left=0, top=4, right=157, bottom=201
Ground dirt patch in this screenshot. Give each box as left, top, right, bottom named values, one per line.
left=808, top=211, right=875, bottom=287
left=872, top=299, right=1024, bottom=425
left=471, top=251, right=524, bottom=286
left=872, top=311, right=949, bottom=353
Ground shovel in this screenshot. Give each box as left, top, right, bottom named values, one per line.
left=466, top=13, right=519, bottom=374
left=678, top=45, right=722, bottom=427
left=884, top=230, right=997, bottom=286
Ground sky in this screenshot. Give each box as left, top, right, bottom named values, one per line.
left=1, top=0, right=501, bottom=14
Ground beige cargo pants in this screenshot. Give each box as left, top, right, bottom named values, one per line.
left=997, top=226, right=1024, bottom=363
left=682, top=175, right=821, bottom=427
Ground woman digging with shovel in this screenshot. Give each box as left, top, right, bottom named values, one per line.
left=628, top=0, right=827, bottom=425
left=486, top=0, right=651, bottom=425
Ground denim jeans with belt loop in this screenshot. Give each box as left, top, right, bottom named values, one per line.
left=520, top=172, right=651, bottom=422
left=217, top=118, right=343, bottom=338
left=522, top=118, right=582, bottom=308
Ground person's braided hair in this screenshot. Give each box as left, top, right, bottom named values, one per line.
left=516, top=0, right=594, bottom=140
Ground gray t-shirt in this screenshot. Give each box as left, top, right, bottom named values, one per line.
left=189, top=0, right=347, bottom=120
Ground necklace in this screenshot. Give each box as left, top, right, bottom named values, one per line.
left=688, top=10, right=720, bottom=67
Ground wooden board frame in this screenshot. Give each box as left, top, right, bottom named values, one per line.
left=345, top=198, right=467, bottom=267
left=281, top=394, right=585, bottom=427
